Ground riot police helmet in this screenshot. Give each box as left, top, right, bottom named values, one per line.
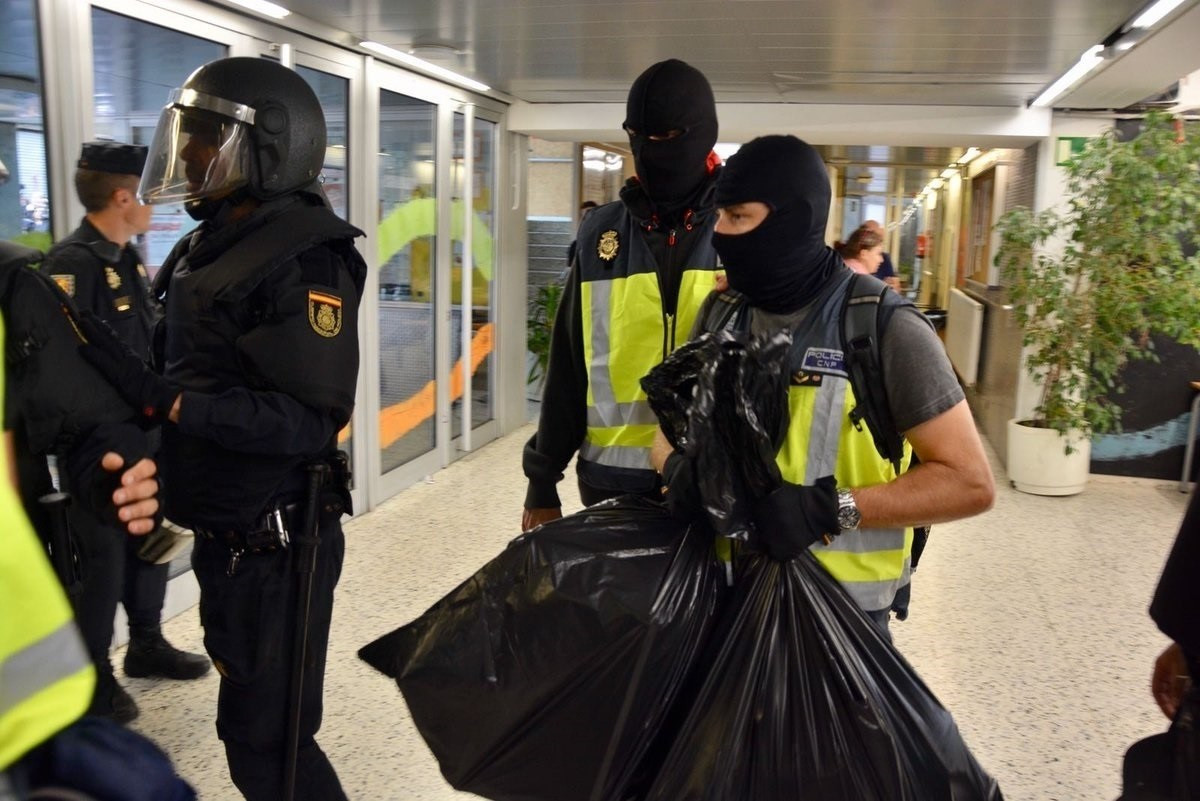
left=138, top=57, right=326, bottom=210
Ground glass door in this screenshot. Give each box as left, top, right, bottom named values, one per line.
left=375, top=82, right=441, bottom=492
left=450, top=109, right=499, bottom=448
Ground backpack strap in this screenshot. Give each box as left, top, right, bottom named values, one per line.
left=841, top=272, right=906, bottom=472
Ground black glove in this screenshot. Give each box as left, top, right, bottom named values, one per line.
left=78, top=311, right=179, bottom=422
left=750, top=475, right=839, bottom=560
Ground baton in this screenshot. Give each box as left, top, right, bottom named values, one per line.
left=283, top=462, right=330, bottom=801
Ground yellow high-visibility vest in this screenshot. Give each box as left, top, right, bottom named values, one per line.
left=0, top=314, right=94, bottom=770
left=577, top=205, right=720, bottom=473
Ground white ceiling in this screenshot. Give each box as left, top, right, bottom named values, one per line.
left=273, top=0, right=1198, bottom=109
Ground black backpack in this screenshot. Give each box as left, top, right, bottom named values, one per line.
left=0, top=240, right=134, bottom=455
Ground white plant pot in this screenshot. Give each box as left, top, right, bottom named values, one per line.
left=1006, top=418, right=1091, bottom=496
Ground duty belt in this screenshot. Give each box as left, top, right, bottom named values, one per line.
left=194, top=500, right=305, bottom=576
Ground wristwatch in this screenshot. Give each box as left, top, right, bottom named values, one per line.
left=836, top=489, right=861, bottom=531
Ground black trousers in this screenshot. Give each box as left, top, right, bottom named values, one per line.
left=68, top=506, right=124, bottom=713
left=69, top=509, right=168, bottom=713
left=123, top=533, right=168, bottom=629
left=192, top=517, right=347, bottom=801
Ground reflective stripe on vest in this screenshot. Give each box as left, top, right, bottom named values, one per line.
left=581, top=268, right=716, bottom=472
left=0, top=317, right=94, bottom=770
left=772, top=272, right=913, bottom=613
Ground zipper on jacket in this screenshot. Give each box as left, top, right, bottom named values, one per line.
left=661, top=225, right=680, bottom=357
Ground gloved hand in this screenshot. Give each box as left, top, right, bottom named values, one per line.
left=78, top=311, right=179, bottom=422
left=750, top=475, right=840, bottom=560
left=661, top=451, right=703, bottom=521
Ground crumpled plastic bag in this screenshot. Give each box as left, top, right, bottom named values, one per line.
left=645, top=546, right=1003, bottom=800
left=358, top=497, right=724, bottom=801
left=642, top=329, right=792, bottom=540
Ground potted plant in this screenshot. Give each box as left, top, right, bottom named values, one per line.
left=993, top=112, right=1200, bottom=495
left=526, top=282, right=563, bottom=395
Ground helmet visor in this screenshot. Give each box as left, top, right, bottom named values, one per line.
left=138, top=102, right=251, bottom=205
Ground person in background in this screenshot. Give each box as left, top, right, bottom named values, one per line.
left=651, top=135, right=994, bottom=632
left=1118, top=491, right=1199, bottom=800
left=863, top=219, right=901, bottom=291
left=835, top=224, right=885, bottom=278
left=43, top=142, right=210, bottom=727
left=522, top=59, right=724, bottom=531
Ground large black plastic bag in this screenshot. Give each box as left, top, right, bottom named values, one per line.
left=644, top=548, right=1002, bottom=801
left=643, top=329, right=1003, bottom=801
left=358, top=497, right=724, bottom=801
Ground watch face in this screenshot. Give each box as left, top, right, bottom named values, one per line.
left=838, top=493, right=861, bottom=530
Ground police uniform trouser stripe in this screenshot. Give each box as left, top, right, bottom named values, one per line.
left=804, top=376, right=848, bottom=484
left=586, top=280, right=617, bottom=410
left=579, top=440, right=654, bottom=471
left=586, top=401, right=660, bottom=429
left=0, top=622, right=89, bottom=718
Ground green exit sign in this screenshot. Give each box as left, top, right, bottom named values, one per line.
left=1055, top=136, right=1090, bottom=165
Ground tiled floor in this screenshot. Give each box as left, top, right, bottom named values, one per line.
left=123, top=423, right=1193, bottom=800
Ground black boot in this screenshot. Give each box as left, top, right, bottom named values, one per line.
left=124, top=625, right=211, bottom=680
left=89, top=663, right=140, bottom=724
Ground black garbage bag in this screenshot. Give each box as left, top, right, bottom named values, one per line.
left=642, top=329, right=1003, bottom=800
left=644, top=548, right=1003, bottom=800
left=358, top=496, right=724, bottom=801
left=642, top=329, right=793, bottom=540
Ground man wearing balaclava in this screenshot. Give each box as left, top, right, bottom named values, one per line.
left=522, top=59, right=723, bottom=530
left=651, top=135, right=995, bottom=631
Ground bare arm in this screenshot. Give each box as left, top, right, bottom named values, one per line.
left=850, top=399, right=994, bottom=529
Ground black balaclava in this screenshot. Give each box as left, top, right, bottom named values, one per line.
left=712, top=135, right=843, bottom=313
left=624, top=59, right=718, bottom=215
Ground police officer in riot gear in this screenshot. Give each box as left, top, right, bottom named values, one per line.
left=43, top=142, right=210, bottom=726
left=79, top=57, right=365, bottom=801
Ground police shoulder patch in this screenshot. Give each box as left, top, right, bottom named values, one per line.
left=597, top=230, right=619, bottom=262
left=800, top=346, right=847, bottom=376
left=308, top=290, right=343, bottom=337
left=51, top=274, right=76, bottom=297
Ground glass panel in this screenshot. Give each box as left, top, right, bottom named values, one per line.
left=451, top=113, right=496, bottom=440
left=378, top=90, right=436, bottom=473
left=296, top=65, right=348, bottom=220
left=0, top=0, right=49, bottom=250
left=91, top=8, right=225, bottom=276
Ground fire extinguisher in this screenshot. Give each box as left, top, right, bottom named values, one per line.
left=916, top=232, right=930, bottom=258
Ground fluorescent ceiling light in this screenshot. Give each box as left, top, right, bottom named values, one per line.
left=1131, top=0, right=1187, bottom=29
left=361, top=41, right=490, bottom=92
left=956, top=147, right=981, bottom=165
left=228, top=0, right=290, bottom=18
left=1031, top=45, right=1105, bottom=108
left=940, top=168, right=957, bottom=179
